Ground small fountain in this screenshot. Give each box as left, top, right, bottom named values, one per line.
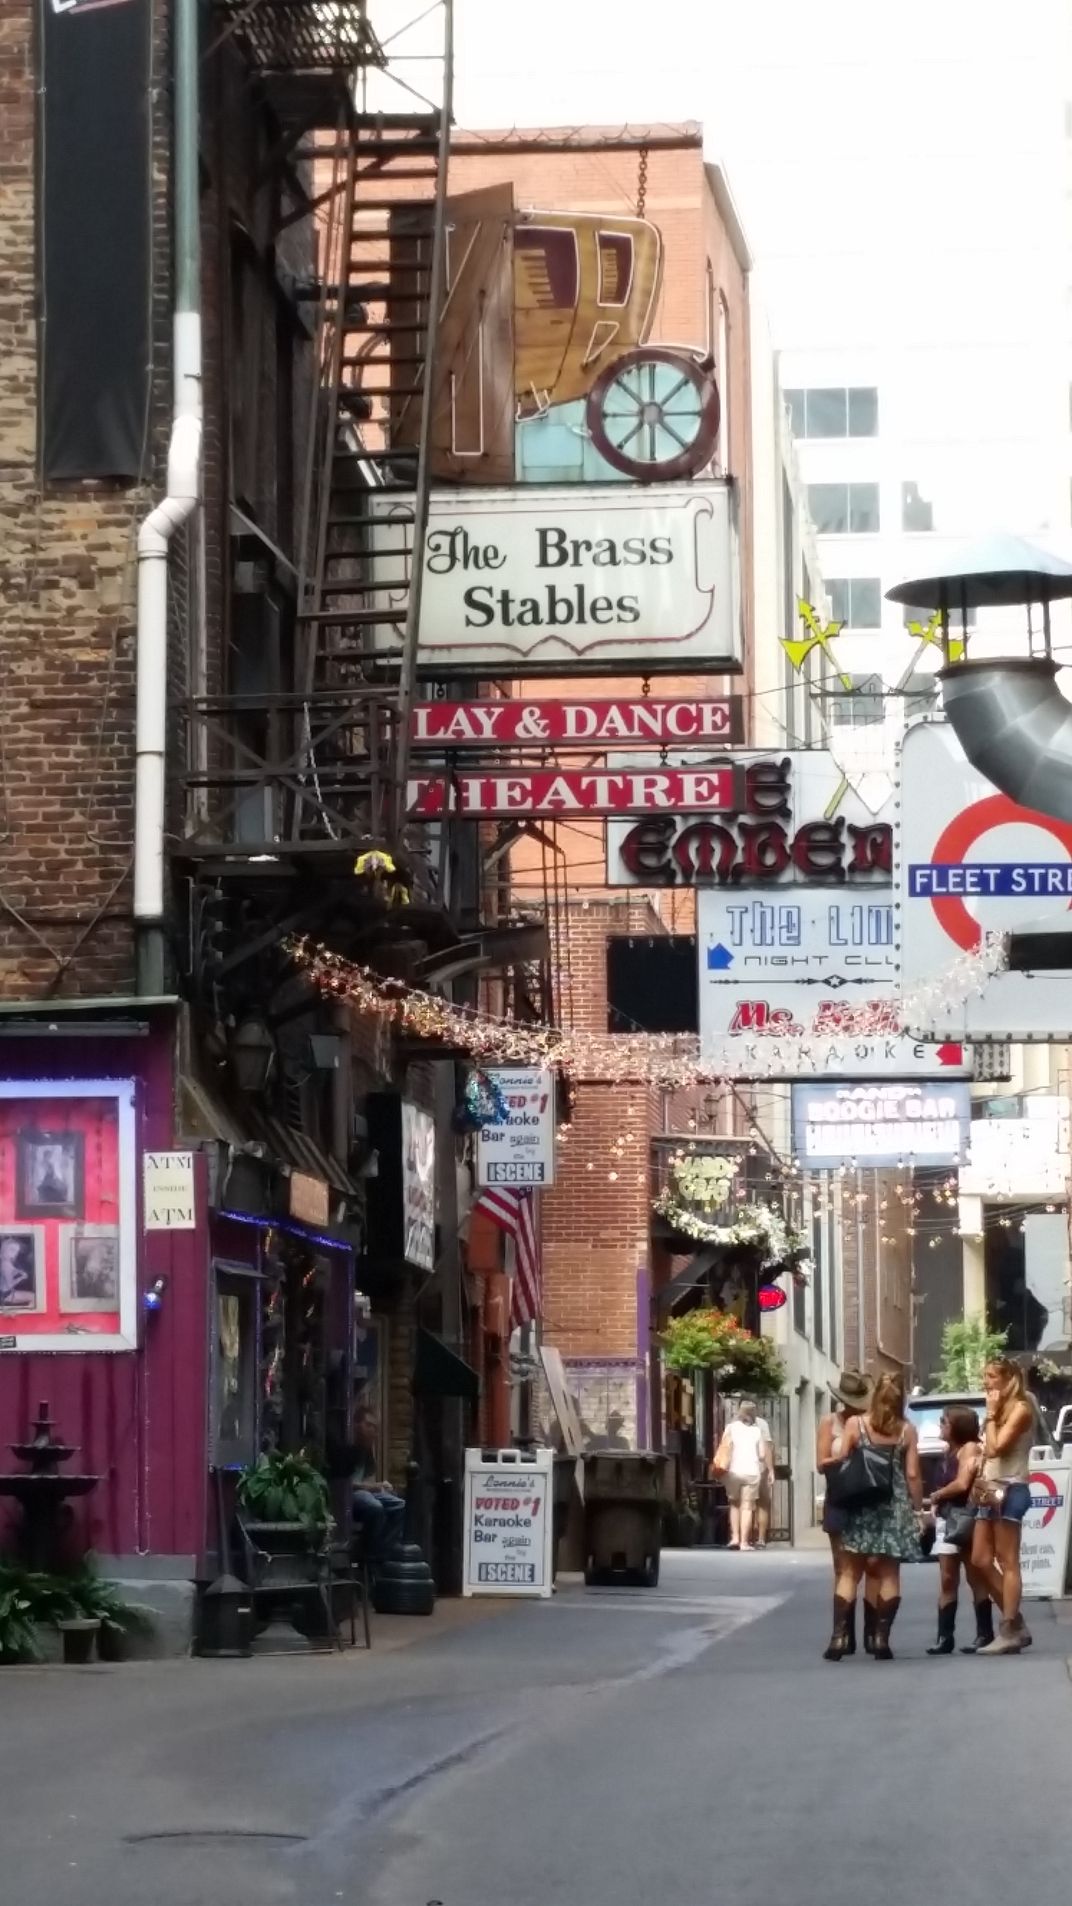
left=0, top=1400, right=100, bottom=1570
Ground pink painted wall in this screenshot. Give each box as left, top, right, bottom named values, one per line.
left=0, top=1020, right=211, bottom=1560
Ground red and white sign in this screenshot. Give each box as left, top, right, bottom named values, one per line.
left=698, top=989, right=970, bottom=1079
left=411, top=696, right=743, bottom=749
left=407, top=766, right=740, bottom=819
left=901, top=722, right=1072, bottom=1039
left=1021, top=1456, right=1072, bottom=1598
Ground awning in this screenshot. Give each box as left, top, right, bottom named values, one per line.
left=413, top=1327, right=480, bottom=1402
left=181, top=1075, right=361, bottom=1197
left=655, top=1246, right=720, bottom=1314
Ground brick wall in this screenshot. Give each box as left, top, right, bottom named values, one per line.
left=0, top=1, right=172, bottom=999
left=542, top=900, right=664, bottom=1385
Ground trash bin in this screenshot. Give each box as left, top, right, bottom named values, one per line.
left=581, top=1451, right=669, bottom=1588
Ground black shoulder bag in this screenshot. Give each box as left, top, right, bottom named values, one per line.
left=825, top=1424, right=896, bottom=1512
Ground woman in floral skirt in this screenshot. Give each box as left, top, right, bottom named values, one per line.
left=825, top=1371, right=924, bottom=1660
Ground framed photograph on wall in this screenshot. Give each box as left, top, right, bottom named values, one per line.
left=16, top=1130, right=84, bottom=1220
left=60, top=1226, right=120, bottom=1313
left=0, top=1227, right=45, bottom=1314
left=0, top=1080, right=137, bottom=1352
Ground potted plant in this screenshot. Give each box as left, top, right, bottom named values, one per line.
left=236, top=1450, right=333, bottom=1564
left=69, top=1559, right=156, bottom=1662
left=0, top=1561, right=78, bottom=1665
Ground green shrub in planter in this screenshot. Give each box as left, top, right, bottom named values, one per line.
left=237, top=1450, right=332, bottom=1528
left=0, top=1563, right=79, bottom=1663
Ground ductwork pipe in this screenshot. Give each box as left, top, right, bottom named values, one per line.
left=134, top=0, right=202, bottom=993
left=938, top=656, right=1072, bottom=824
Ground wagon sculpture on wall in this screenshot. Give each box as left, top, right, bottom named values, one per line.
left=513, top=211, right=721, bottom=484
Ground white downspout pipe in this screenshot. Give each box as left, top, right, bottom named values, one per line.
left=134, top=0, right=201, bottom=994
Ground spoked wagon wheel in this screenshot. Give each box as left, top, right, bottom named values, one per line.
left=586, top=345, right=720, bottom=482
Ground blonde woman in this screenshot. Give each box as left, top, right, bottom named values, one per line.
left=970, top=1358, right=1036, bottom=1656
left=817, top=1370, right=874, bottom=1657
left=828, top=1372, right=924, bottom=1661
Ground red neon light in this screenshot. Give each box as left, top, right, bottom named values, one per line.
left=757, top=1284, right=787, bottom=1312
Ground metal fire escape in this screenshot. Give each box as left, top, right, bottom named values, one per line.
left=174, top=0, right=461, bottom=1017
left=182, top=0, right=451, bottom=886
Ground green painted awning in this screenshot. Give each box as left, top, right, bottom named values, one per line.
left=413, top=1327, right=480, bottom=1401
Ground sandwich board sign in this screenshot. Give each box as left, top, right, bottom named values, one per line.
left=463, top=1446, right=554, bottom=1598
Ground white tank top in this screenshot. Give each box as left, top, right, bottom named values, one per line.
left=984, top=1419, right=1034, bottom=1482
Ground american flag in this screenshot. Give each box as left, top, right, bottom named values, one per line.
left=475, top=1186, right=542, bottom=1328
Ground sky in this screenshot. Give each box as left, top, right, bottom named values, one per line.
left=450, top=0, right=1072, bottom=555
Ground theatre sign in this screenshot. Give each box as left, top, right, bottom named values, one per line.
left=370, top=482, right=742, bottom=676
left=407, top=765, right=741, bottom=819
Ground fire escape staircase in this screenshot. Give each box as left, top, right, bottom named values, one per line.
left=183, top=0, right=451, bottom=883
left=180, top=3, right=553, bottom=1022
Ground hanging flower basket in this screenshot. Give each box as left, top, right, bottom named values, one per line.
left=659, top=1308, right=786, bottom=1395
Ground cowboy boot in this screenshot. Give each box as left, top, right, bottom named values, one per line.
left=977, top=1617, right=1023, bottom=1656
left=863, top=1600, right=877, bottom=1655
left=1013, top=1612, right=1033, bottom=1649
left=872, top=1597, right=901, bottom=1660
left=844, top=1601, right=857, bottom=1656
left=960, top=1598, right=995, bottom=1653
left=926, top=1601, right=957, bottom=1656
left=822, top=1595, right=854, bottom=1661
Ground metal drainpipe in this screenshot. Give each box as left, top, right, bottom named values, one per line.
left=134, top=0, right=202, bottom=994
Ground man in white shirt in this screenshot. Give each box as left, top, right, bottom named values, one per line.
left=717, top=1399, right=774, bottom=1551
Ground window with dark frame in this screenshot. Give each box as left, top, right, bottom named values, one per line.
left=826, top=673, right=886, bottom=725
left=210, top=1264, right=261, bottom=1470
left=811, top=1201, right=825, bottom=1354
left=827, top=577, right=881, bottom=627
left=784, top=386, right=879, bottom=438
left=901, top=480, right=934, bottom=532
left=807, top=482, right=880, bottom=534
left=606, top=937, right=698, bottom=1034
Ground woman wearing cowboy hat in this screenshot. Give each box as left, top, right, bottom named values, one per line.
left=817, top=1369, right=875, bottom=1658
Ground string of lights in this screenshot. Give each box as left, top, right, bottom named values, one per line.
left=286, top=931, right=1006, bottom=1086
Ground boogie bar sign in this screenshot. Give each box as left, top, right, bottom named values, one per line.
left=791, top=1082, right=973, bottom=1168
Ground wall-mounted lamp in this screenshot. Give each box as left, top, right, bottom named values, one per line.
left=229, top=1014, right=276, bottom=1093
left=144, top=1276, right=168, bottom=1313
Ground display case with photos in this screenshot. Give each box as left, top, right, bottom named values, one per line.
left=0, top=1080, right=137, bottom=1351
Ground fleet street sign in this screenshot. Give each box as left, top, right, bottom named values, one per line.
left=410, top=695, right=743, bottom=748
left=407, top=765, right=741, bottom=819
left=901, top=721, right=1072, bottom=1039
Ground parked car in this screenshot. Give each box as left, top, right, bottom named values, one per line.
left=906, top=1392, right=987, bottom=1504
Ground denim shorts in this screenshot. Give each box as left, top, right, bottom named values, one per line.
left=976, top=1480, right=1032, bottom=1524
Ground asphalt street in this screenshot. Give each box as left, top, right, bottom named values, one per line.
left=2, top=1549, right=1070, bottom=1906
